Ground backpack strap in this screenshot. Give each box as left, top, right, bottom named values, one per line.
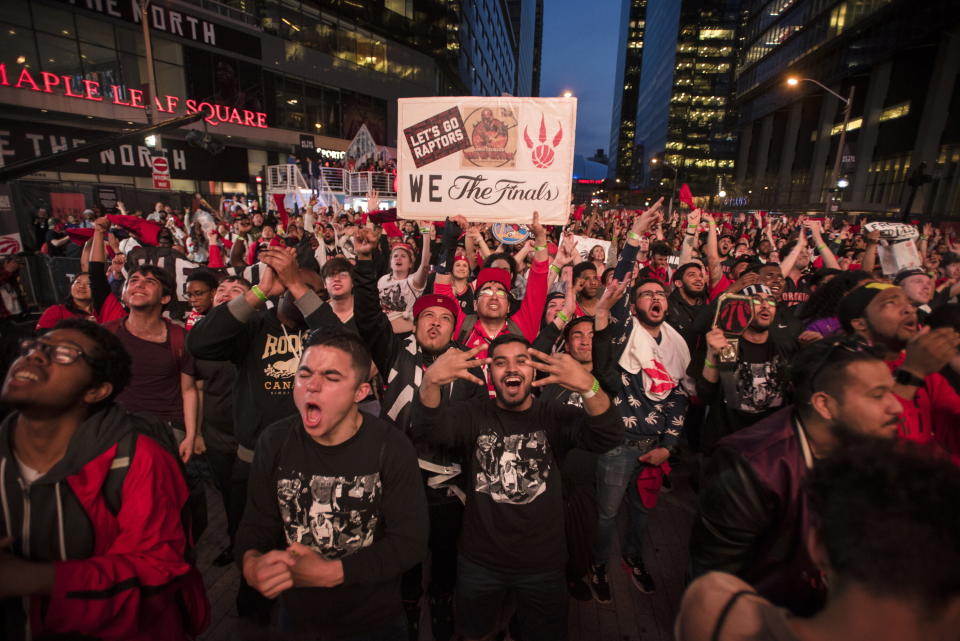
left=103, top=432, right=138, bottom=517
left=710, top=589, right=756, bottom=641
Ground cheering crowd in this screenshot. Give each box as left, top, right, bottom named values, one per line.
left=1, top=193, right=959, bottom=641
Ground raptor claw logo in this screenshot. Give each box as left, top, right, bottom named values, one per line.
left=523, top=115, right=563, bottom=168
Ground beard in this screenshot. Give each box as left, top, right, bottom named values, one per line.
left=494, top=380, right=532, bottom=408
left=682, top=283, right=705, bottom=299
left=635, top=307, right=664, bottom=327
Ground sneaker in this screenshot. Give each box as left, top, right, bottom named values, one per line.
left=622, top=556, right=656, bottom=593
left=589, top=563, right=612, bottom=603
left=429, top=593, right=455, bottom=641
left=568, top=576, right=593, bottom=602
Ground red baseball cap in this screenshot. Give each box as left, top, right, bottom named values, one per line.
left=475, top=267, right=512, bottom=292
left=413, top=293, right=460, bottom=321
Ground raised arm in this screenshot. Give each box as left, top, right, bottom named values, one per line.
left=679, top=209, right=702, bottom=266
left=805, top=220, right=839, bottom=269
left=410, top=221, right=434, bottom=292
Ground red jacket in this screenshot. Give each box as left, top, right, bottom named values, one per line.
left=886, top=355, right=960, bottom=455
left=0, top=406, right=202, bottom=640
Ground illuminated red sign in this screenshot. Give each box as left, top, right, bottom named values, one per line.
left=577, top=179, right=604, bottom=184
left=0, top=64, right=268, bottom=129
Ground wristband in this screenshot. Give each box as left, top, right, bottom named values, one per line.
left=251, top=285, right=268, bottom=302
left=627, top=231, right=641, bottom=241
left=708, top=220, right=716, bottom=226
left=556, top=310, right=570, bottom=323
left=919, top=235, right=928, bottom=241
left=420, top=227, right=432, bottom=234
left=817, top=244, right=827, bottom=251
left=704, top=358, right=717, bottom=369
left=581, top=377, right=601, bottom=399
left=533, top=243, right=547, bottom=252
left=549, top=263, right=561, bottom=274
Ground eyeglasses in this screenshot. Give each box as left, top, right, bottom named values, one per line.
left=637, top=291, right=667, bottom=300
left=19, top=338, right=94, bottom=366
left=478, top=287, right=508, bottom=298
left=751, top=296, right=777, bottom=307
left=185, top=289, right=211, bottom=299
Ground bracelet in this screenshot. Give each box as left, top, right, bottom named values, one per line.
left=533, top=243, right=547, bottom=252
left=420, top=227, right=432, bottom=234
left=708, top=221, right=716, bottom=226
left=704, top=358, right=717, bottom=369
left=549, top=263, right=561, bottom=274
left=627, top=231, right=641, bottom=241
left=581, top=377, right=601, bottom=399
left=251, top=285, right=268, bottom=302
left=817, top=244, right=827, bottom=251
left=919, top=235, right=928, bottom=240
left=556, top=310, right=570, bottom=323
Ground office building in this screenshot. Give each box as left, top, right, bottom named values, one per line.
left=0, top=0, right=538, bottom=251
left=633, top=0, right=740, bottom=195
left=506, top=0, right=544, bottom=96
left=733, top=0, right=959, bottom=217
left=607, top=0, right=646, bottom=183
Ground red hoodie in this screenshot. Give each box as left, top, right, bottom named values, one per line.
left=0, top=406, right=206, bottom=640
left=887, top=354, right=960, bottom=457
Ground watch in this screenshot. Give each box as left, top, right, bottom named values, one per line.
left=893, top=369, right=925, bottom=387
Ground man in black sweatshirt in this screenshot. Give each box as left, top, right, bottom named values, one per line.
left=185, top=247, right=341, bottom=619
left=353, top=227, right=484, bottom=639
left=236, top=330, right=428, bottom=639
left=412, top=334, right=623, bottom=641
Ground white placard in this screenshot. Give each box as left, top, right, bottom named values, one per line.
left=572, top=235, right=611, bottom=263
left=396, top=97, right=577, bottom=225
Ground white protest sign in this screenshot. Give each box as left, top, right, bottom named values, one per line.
left=572, top=235, right=611, bottom=263
left=396, top=97, right=577, bottom=225
left=865, top=222, right=922, bottom=275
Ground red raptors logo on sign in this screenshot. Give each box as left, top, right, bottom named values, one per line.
left=0, top=234, right=22, bottom=255
left=523, top=115, right=563, bottom=168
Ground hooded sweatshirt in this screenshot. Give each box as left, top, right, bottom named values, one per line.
left=0, top=405, right=196, bottom=641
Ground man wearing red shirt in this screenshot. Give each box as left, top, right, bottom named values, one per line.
left=839, top=282, right=960, bottom=449
left=435, top=214, right=550, bottom=360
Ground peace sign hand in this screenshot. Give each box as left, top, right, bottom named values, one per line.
left=423, top=345, right=489, bottom=387
left=528, top=348, right=595, bottom=393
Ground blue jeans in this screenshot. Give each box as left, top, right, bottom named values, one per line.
left=591, top=444, right=652, bottom=565
left=456, top=555, right=567, bottom=641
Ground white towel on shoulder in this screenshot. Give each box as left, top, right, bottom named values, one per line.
left=618, top=319, right=691, bottom=401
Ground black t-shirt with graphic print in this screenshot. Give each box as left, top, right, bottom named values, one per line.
left=411, top=395, right=622, bottom=572
left=235, top=413, right=427, bottom=637
left=729, top=338, right=787, bottom=425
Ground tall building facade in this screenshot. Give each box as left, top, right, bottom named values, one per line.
left=733, top=0, right=959, bottom=217
left=0, top=0, right=510, bottom=250
left=449, top=0, right=519, bottom=96
left=506, top=0, right=543, bottom=96
left=607, top=0, right=646, bottom=183
left=633, top=0, right=740, bottom=194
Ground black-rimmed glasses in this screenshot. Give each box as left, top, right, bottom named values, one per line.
left=19, top=339, right=95, bottom=366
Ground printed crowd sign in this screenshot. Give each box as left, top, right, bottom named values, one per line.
left=397, top=97, right=577, bottom=226
left=571, top=235, right=612, bottom=263
left=152, top=155, right=171, bottom=190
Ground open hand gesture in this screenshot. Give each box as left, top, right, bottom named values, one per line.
left=352, top=227, right=377, bottom=259
left=529, top=348, right=595, bottom=393
left=597, top=277, right=628, bottom=312
left=424, top=345, right=489, bottom=387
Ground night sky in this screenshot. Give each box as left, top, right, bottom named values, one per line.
left=539, top=0, right=621, bottom=160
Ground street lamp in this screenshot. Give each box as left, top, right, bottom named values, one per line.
left=562, top=90, right=573, bottom=98
left=786, top=75, right=855, bottom=216
left=837, top=178, right=849, bottom=189
left=718, top=189, right=727, bottom=198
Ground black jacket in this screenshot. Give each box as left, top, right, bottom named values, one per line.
left=352, top=259, right=485, bottom=502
